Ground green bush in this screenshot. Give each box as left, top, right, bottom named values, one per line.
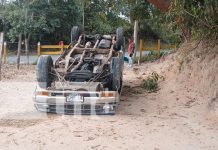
left=141, top=72, right=163, bottom=93
left=133, top=50, right=171, bottom=64
left=31, top=61, right=37, bottom=65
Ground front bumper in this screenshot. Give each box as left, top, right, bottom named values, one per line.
left=33, top=89, right=120, bottom=115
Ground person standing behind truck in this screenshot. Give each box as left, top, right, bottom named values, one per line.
left=128, top=38, right=135, bottom=67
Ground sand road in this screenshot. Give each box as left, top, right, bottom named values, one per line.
left=0, top=62, right=218, bottom=150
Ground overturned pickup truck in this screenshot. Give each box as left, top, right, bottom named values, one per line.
left=33, top=27, right=124, bottom=114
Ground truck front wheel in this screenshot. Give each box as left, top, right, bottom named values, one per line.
left=114, top=27, right=124, bottom=51
left=36, top=55, right=53, bottom=89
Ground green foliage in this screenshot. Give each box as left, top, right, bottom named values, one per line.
left=130, top=0, right=151, bottom=21
left=167, top=0, right=218, bottom=42
left=28, top=0, right=82, bottom=43
left=4, top=0, right=217, bottom=46
left=4, top=0, right=82, bottom=43
left=133, top=52, right=157, bottom=64
left=145, top=12, right=182, bottom=43
left=119, top=0, right=182, bottom=43
left=3, top=0, right=130, bottom=44
left=133, top=50, right=171, bottom=64
left=141, top=72, right=163, bottom=93
left=124, top=0, right=218, bottom=43
left=83, top=0, right=130, bottom=35
left=4, top=4, right=25, bottom=41
left=31, top=61, right=37, bottom=65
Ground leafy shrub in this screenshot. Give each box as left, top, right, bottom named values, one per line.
left=133, top=50, right=171, bottom=64
left=141, top=72, right=163, bottom=92
left=31, top=61, right=37, bottom=65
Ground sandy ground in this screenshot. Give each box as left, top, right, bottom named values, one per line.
left=0, top=55, right=218, bottom=150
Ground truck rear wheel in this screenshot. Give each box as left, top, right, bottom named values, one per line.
left=115, top=27, right=124, bottom=51
left=71, top=26, right=80, bottom=45
left=36, top=55, right=53, bottom=89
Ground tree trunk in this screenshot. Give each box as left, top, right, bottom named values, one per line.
left=25, top=34, right=30, bottom=65
left=17, top=33, right=22, bottom=69
left=0, top=32, right=4, bottom=80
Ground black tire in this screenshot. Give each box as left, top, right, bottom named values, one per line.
left=110, top=57, right=122, bottom=91
left=36, top=55, right=53, bottom=89
left=115, top=27, right=124, bottom=51
left=71, top=26, right=80, bottom=45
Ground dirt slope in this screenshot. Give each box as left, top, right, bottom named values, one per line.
left=173, top=42, right=218, bottom=116
left=0, top=43, right=217, bottom=150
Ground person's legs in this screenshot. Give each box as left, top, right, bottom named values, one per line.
left=128, top=54, right=133, bottom=67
